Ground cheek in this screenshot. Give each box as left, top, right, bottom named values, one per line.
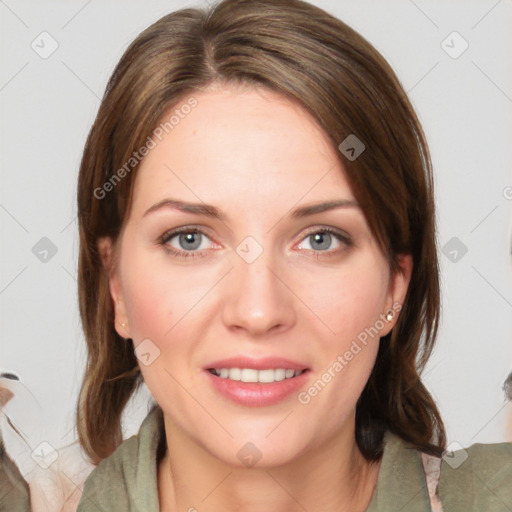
left=120, top=246, right=212, bottom=341
left=119, top=248, right=199, bottom=403
left=295, top=256, right=389, bottom=344
left=122, top=268, right=171, bottom=341
left=292, top=255, right=388, bottom=410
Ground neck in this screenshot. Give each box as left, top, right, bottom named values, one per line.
left=158, top=417, right=381, bottom=512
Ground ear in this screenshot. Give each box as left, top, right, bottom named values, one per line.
left=97, top=236, right=131, bottom=340
left=380, top=253, right=413, bottom=337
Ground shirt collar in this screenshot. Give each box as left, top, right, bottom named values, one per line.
left=365, top=431, right=431, bottom=512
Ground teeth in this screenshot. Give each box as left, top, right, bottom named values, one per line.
left=210, top=368, right=304, bottom=383
left=229, top=368, right=241, bottom=381
left=241, top=369, right=258, bottom=382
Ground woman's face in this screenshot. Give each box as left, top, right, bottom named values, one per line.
left=106, top=86, right=411, bottom=466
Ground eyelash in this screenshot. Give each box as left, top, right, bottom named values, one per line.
left=157, top=225, right=353, bottom=260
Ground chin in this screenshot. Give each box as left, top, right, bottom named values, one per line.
left=201, top=428, right=313, bottom=469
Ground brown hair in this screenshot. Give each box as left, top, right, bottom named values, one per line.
left=77, top=0, right=446, bottom=463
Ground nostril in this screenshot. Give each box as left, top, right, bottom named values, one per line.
left=0, top=372, right=19, bottom=381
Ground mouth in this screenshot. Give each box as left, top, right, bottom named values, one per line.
left=207, top=367, right=308, bottom=383
left=203, top=356, right=310, bottom=406
left=204, top=362, right=311, bottom=407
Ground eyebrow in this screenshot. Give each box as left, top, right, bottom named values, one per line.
left=143, top=198, right=360, bottom=220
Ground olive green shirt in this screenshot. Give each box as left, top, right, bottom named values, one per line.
left=77, top=406, right=512, bottom=511
left=0, top=439, right=31, bottom=512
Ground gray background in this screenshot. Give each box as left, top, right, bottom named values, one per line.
left=1, top=0, right=511, bottom=455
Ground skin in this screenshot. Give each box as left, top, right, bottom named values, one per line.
left=100, top=85, right=412, bottom=512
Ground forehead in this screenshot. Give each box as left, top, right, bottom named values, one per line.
left=130, top=87, right=354, bottom=217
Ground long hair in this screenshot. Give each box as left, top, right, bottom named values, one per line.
left=76, top=0, right=445, bottom=463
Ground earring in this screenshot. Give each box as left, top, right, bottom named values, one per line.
left=385, top=310, right=395, bottom=321
left=121, top=323, right=127, bottom=328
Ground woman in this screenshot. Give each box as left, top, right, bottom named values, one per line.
left=75, top=1, right=512, bottom=511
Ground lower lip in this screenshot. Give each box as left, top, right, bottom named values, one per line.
left=204, top=370, right=310, bottom=407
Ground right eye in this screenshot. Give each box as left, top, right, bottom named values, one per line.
left=158, top=227, right=218, bottom=259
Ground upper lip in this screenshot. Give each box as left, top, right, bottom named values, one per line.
left=205, top=356, right=309, bottom=371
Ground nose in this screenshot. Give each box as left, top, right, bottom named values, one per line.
left=221, top=251, right=296, bottom=338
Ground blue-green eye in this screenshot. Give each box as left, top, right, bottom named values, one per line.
left=172, top=231, right=204, bottom=251
left=158, top=225, right=352, bottom=260
left=297, top=228, right=352, bottom=253
left=158, top=228, right=214, bottom=258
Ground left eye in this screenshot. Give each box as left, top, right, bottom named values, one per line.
left=297, top=230, right=344, bottom=252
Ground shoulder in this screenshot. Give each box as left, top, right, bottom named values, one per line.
left=368, top=433, right=512, bottom=512
left=77, top=406, right=164, bottom=512
left=438, top=440, right=512, bottom=511
left=77, top=437, right=138, bottom=512
left=366, top=432, right=434, bottom=512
